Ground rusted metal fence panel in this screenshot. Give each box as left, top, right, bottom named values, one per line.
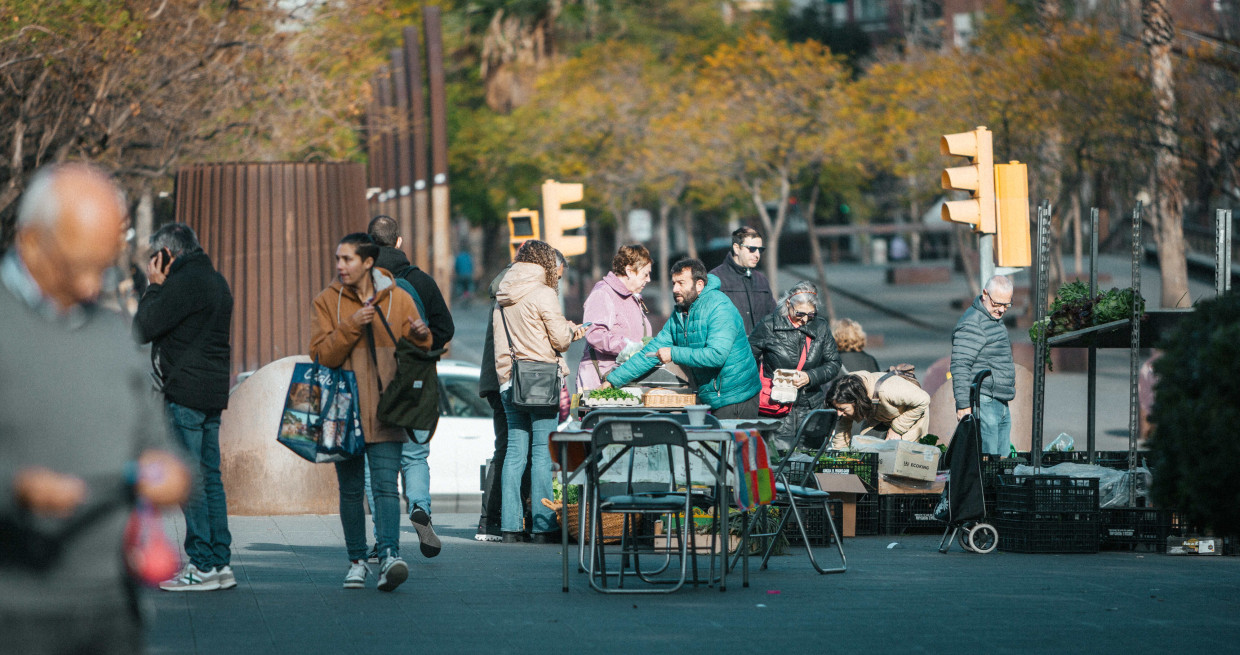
left=175, top=162, right=367, bottom=383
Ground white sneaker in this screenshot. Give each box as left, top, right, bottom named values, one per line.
left=215, top=565, right=237, bottom=590
left=159, top=564, right=220, bottom=592
left=474, top=533, right=502, bottom=542
left=343, top=561, right=369, bottom=589
left=377, top=556, right=408, bottom=592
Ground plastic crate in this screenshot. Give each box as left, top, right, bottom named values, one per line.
left=855, top=493, right=879, bottom=536
left=814, top=451, right=879, bottom=490
left=996, top=511, right=1101, bottom=553
left=878, top=494, right=944, bottom=535
left=782, top=499, right=843, bottom=546
left=1100, top=508, right=1188, bottom=552
left=1041, top=450, right=1150, bottom=469
left=996, top=475, right=1099, bottom=513
left=981, top=455, right=1029, bottom=491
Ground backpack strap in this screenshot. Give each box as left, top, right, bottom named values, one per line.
left=871, top=372, right=897, bottom=402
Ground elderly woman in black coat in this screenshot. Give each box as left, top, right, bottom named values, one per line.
left=749, top=281, right=841, bottom=451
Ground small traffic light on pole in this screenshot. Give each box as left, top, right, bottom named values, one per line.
left=994, top=161, right=1032, bottom=267
left=941, top=126, right=995, bottom=234
left=506, top=209, right=539, bottom=260
left=541, top=180, right=587, bottom=257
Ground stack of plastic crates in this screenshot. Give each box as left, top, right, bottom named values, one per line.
left=780, top=499, right=844, bottom=546
left=995, top=475, right=1100, bottom=553
left=878, top=494, right=943, bottom=535
left=1041, top=450, right=1151, bottom=470
left=980, top=454, right=1028, bottom=515
left=1100, top=508, right=1189, bottom=552
left=814, top=451, right=879, bottom=535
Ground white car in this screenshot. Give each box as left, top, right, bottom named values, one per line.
left=430, top=360, right=496, bottom=505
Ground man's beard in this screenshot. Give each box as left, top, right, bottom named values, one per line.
left=675, top=288, right=699, bottom=312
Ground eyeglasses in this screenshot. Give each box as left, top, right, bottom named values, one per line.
left=742, top=245, right=766, bottom=254
left=793, top=311, right=816, bottom=320
left=984, top=291, right=1013, bottom=309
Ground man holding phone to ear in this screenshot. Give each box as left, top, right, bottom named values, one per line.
left=133, top=223, right=236, bottom=592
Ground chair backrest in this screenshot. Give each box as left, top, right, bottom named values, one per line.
left=589, top=418, right=692, bottom=495
left=591, top=417, right=689, bottom=450
left=660, top=412, right=722, bottom=429
left=771, top=409, right=838, bottom=486
left=794, top=409, right=839, bottom=454
left=580, top=408, right=655, bottom=431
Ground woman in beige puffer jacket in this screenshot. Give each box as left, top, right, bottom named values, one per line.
left=491, top=241, right=585, bottom=542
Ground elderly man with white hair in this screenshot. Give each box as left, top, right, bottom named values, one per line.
left=951, top=274, right=1017, bottom=455
left=1, top=163, right=190, bottom=652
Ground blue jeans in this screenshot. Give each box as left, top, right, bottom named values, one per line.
left=166, top=402, right=231, bottom=570
left=364, top=438, right=431, bottom=542
left=978, top=395, right=1012, bottom=456
left=400, top=439, right=431, bottom=516
left=500, top=388, right=558, bottom=534
left=337, top=441, right=402, bottom=561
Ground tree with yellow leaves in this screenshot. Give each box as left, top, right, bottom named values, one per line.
left=683, top=33, right=853, bottom=288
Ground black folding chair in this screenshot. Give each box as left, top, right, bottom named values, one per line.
left=731, top=409, right=847, bottom=581
left=585, top=418, right=700, bottom=593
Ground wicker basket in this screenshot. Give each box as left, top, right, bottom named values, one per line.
left=542, top=498, right=635, bottom=544
left=643, top=391, right=697, bottom=408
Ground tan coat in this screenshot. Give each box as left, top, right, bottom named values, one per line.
left=491, top=262, right=575, bottom=386
left=310, top=269, right=431, bottom=444
left=833, top=369, right=931, bottom=448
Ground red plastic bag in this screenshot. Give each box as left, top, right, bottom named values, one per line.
left=123, top=501, right=181, bottom=587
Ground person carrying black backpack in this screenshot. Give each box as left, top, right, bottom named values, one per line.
left=366, top=215, right=455, bottom=559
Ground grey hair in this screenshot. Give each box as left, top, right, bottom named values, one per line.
left=778, top=280, right=820, bottom=312
left=149, top=222, right=202, bottom=257
left=984, top=275, right=1014, bottom=296
left=554, top=249, right=567, bottom=268
left=16, top=164, right=125, bottom=231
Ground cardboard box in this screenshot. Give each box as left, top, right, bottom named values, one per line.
left=653, top=520, right=738, bottom=554
left=876, top=441, right=942, bottom=482
left=877, top=474, right=945, bottom=496
left=814, top=473, right=868, bottom=537
left=1166, top=536, right=1222, bottom=555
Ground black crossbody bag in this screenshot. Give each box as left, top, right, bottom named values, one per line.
left=499, top=306, right=562, bottom=411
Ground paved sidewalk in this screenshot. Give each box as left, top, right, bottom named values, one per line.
left=146, top=511, right=1240, bottom=655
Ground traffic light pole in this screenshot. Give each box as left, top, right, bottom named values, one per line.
left=978, top=233, right=995, bottom=290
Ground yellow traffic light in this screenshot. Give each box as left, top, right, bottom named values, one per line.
left=994, top=161, right=1031, bottom=267
left=507, top=209, right=539, bottom=260
left=940, top=126, right=995, bottom=233
left=541, top=179, right=587, bottom=257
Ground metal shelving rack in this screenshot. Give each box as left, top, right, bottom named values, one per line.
left=1029, top=204, right=1233, bottom=505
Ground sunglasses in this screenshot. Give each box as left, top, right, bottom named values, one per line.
left=793, top=311, right=816, bottom=320
left=741, top=245, right=766, bottom=253
left=984, top=291, right=1013, bottom=309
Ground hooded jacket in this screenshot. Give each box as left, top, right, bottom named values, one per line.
left=310, top=268, right=431, bottom=444
left=606, top=274, right=760, bottom=410
left=749, top=311, right=841, bottom=409
left=833, top=370, right=931, bottom=445
left=491, top=262, right=576, bottom=387
left=576, top=271, right=652, bottom=391
left=950, top=295, right=1016, bottom=408
left=710, top=256, right=776, bottom=335
left=133, top=251, right=233, bottom=411
left=374, top=246, right=454, bottom=350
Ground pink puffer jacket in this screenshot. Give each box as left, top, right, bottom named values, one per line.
left=575, top=272, right=652, bottom=392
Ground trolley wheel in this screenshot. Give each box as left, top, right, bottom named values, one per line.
left=957, top=525, right=976, bottom=553
left=968, top=523, right=998, bottom=554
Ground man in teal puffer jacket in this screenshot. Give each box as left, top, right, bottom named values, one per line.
left=604, top=258, right=760, bottom=418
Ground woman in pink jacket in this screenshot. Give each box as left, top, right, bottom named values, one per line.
left=576, top=244, right=653, bottom=392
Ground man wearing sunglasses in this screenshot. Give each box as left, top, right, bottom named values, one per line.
left=950, top=275, right=1017, bottom=456
left=710, top=226, right=776, bottom=335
